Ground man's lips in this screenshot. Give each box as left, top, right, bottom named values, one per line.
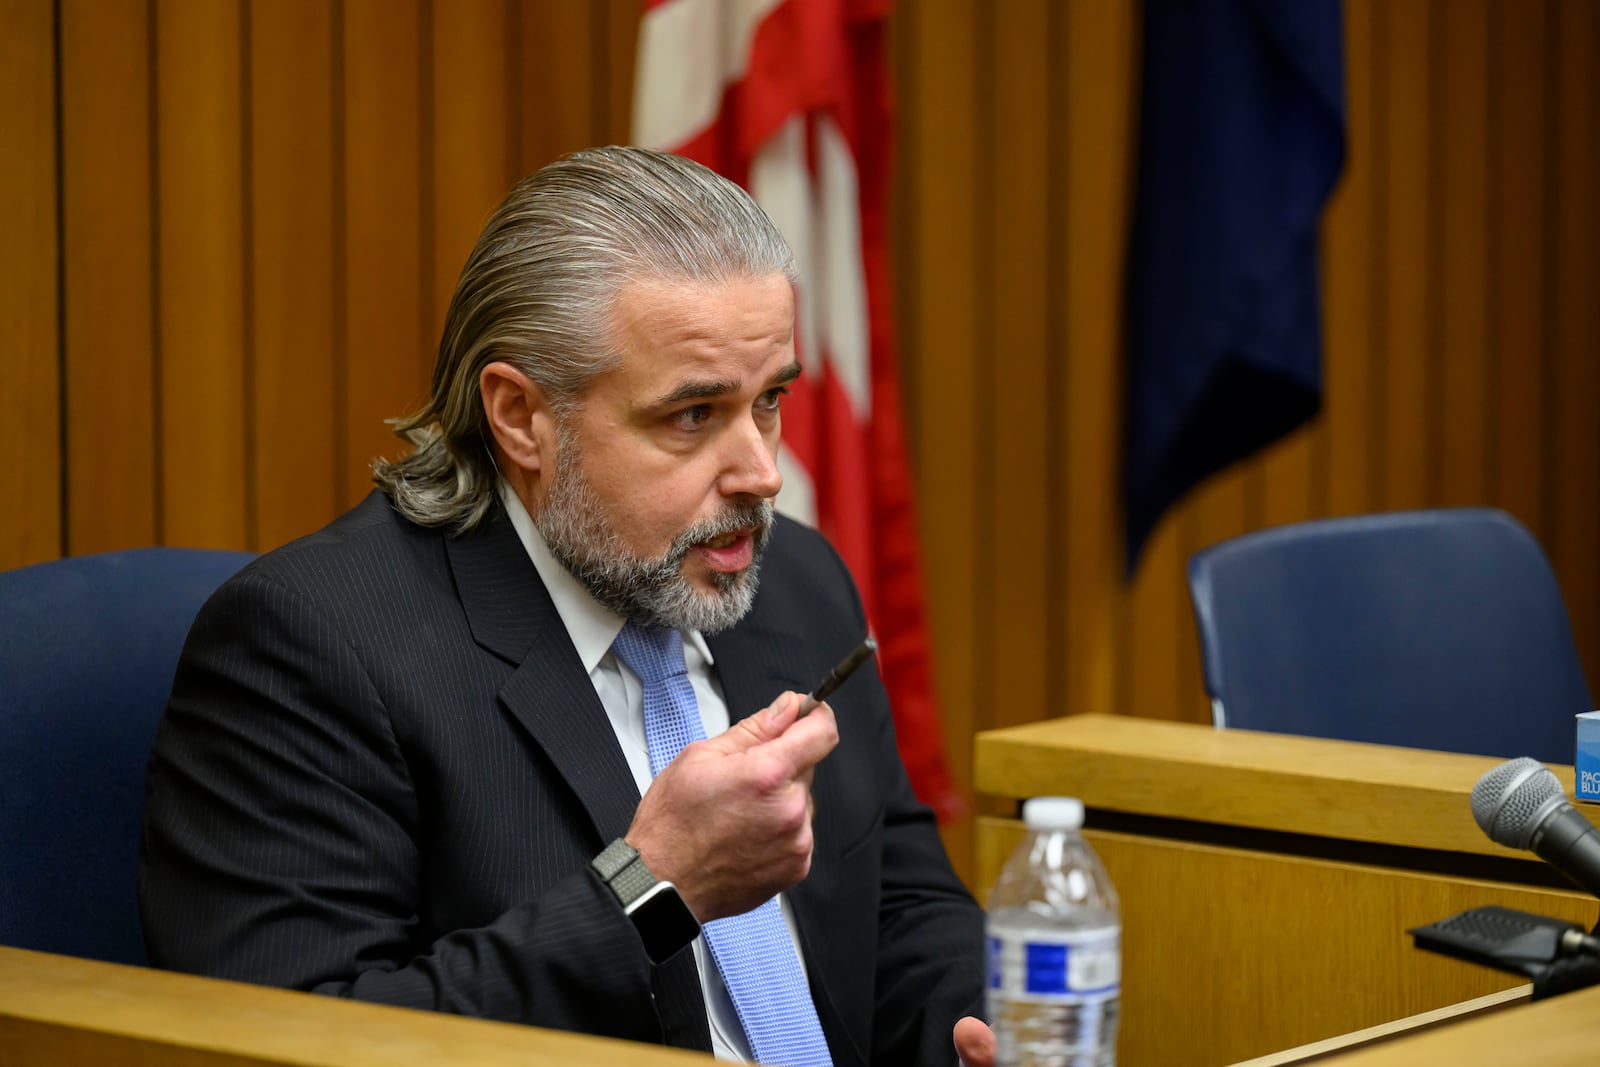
left=693, top=528, right=756, bottom=572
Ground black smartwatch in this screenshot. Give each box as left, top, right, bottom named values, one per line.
left=591, top=838, right=700, bottom=963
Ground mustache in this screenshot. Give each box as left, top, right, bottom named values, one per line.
left=669, top=499, right=775, bottom=557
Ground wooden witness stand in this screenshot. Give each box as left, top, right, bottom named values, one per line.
left=973, top=714, right=1600, bottom=1067
left=0, top=945, right=711, bottom=1067
left=9, top=714, right=1600, bottom=1066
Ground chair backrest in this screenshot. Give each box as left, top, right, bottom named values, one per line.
left=1187, top=509, right=1592, bottom=765
left=0, top=547, right=254, bottom=965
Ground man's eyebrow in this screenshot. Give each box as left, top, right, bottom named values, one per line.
left=654, top=378, right=741, bottom=407
left=650, top=361, right=803, bottom=408
left=769, top=361, right=803, bottom=388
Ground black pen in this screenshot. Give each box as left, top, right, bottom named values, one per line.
left=796, top=638, right=878, bottom=717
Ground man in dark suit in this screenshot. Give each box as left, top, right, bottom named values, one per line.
left=140, top=147, right=995, bottom=1067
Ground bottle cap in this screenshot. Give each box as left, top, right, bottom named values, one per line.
left=1022, top=796, right=1084, bottom=830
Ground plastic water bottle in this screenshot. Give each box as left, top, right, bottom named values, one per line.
left=986, top=796, right=1121, bottom=1067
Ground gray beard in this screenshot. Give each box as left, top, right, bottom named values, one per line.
left=533, top=437, right=774, bottom=634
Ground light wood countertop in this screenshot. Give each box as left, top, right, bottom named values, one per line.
left=976, top=713, right=1595, bottom=859
left=0, top=945, right=711, bottom=1067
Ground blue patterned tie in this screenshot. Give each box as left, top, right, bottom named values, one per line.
left=612, top=621, right=833, bottom=1067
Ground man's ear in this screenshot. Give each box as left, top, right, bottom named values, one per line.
left=480, top=361, right=558, bottom=478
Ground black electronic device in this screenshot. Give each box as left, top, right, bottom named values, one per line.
left=1408, top=906, right=1597, bottom=980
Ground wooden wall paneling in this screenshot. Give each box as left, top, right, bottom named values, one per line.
left=60, top=0, right=158, bottom=555
left=1059, top=0, right=1132, bottom=723
left=155, top=0, right=249, bottom=549
left=250, top=0, right=337, bottom=551
left=1548, top=0, right=1600, bottom=693
left=0, top=0, right=61, bottom=571
left=1434, top=0, right=1491, bottom=509
left=1378, top=0, right=1432, bottom=512
left=1257, top=429, right=1317, bottom=530
left=1490, top=0, right=1550, bottom=536
left=429, top=0, right=514, bottom=346
left=985, top=0, right=1051, bottom=730
left=603, top=0, right=640, bottom=145
left=1321, top=0, right=1375, bottom=519
left=900, top=0, right=981, bottom=795
left=519, top=0, right=602, bottom=170
left=341, top=0, right=427, bottom=506
left=1121, top=504, right=1186, bottom=718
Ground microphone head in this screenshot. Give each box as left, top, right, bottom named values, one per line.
left=1472, top=757, right=1566, bottom=849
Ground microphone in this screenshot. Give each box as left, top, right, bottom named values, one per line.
left=1471, top=757, right=1600, bottom=899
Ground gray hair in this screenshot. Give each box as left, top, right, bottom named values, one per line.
left=372, top=145, right=797, bottom=532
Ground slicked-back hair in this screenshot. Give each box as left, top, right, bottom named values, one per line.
left=372, top=146, right=797, bottom=532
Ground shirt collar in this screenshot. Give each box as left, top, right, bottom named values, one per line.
left=497, top=481, right=715, bottom=672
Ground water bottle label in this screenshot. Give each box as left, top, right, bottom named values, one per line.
left=987, top=929, right=1119, bottom=999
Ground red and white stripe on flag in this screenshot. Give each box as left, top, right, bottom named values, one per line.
left=634, top=0, right=963, bottom=821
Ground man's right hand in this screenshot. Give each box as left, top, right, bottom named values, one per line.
left=624, top=691, right=839, bottom=921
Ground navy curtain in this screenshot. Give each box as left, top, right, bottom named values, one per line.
left=1122, top=0, right=1346, bottom=573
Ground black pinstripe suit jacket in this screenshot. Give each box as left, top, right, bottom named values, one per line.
left=138, top=491, right=985, bottom=1065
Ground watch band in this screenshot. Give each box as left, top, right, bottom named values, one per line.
left=592, top=838, right=657, bottom=909
left=591, top=838, right=701, bottom=963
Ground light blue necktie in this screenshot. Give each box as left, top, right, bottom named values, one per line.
left=612, top=621, right=833, bottom=1067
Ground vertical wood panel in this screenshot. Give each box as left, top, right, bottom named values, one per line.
left=1257, top=428, right=1316, bottom=529
left=1059, top=0, right=1132, bottom=723
left=520, top=0, right=601, bottom=170
left=342, top=0, right=427, bottom=506
left=155, top=0, right=247, bottom=549
left=904, top=0, right=980, bottom=795
left=985, top=0, right=1050, bottom=730
left=1491, top=0, right=1549, bottom=536
left=1322, top=0, right=1375, bottom=518
left=1122, top=517, right=1186, bottom=719
left=0, top=0, right=61, bottom=570
left=1435, top=0, right=1491, bottom=508
left=251, top=0, right=336, bottom=550
left=430, top=0, right=513, bottom=337
left=603, top=0, right=639, bottom=145
left=1379, top=0, right=1432, bottom=510
left=60, top=0, right=157, bottom=555
left=1548, top=0, right=1600, bottom=695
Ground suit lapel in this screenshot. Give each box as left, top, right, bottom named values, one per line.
left=445, top=506, right=641, bottom=844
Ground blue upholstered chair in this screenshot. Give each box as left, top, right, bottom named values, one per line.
left=1187, top=509, right=1591, bottom=765
left=0, top=547, right=254, bottom=964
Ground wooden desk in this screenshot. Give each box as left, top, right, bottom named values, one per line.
left=974, top=715, right=1600, bottom=1067
left=1241, top=982, right=1600, bottom=1065
left=0, top=945, right=710, bottom=1066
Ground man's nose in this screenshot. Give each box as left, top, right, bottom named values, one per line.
left=720, top=418, right=783, bottom=500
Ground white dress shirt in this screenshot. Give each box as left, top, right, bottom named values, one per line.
left=499, top=483, right=811, bottom=1062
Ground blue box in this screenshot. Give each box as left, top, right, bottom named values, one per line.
left=1577, top=712, right=1600, bottom=802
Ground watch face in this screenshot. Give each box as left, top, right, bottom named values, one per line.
left=629, top=882, right=701, bottom=964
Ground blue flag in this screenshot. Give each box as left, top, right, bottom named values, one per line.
left=1122, top=0, right=1346, bottom=573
